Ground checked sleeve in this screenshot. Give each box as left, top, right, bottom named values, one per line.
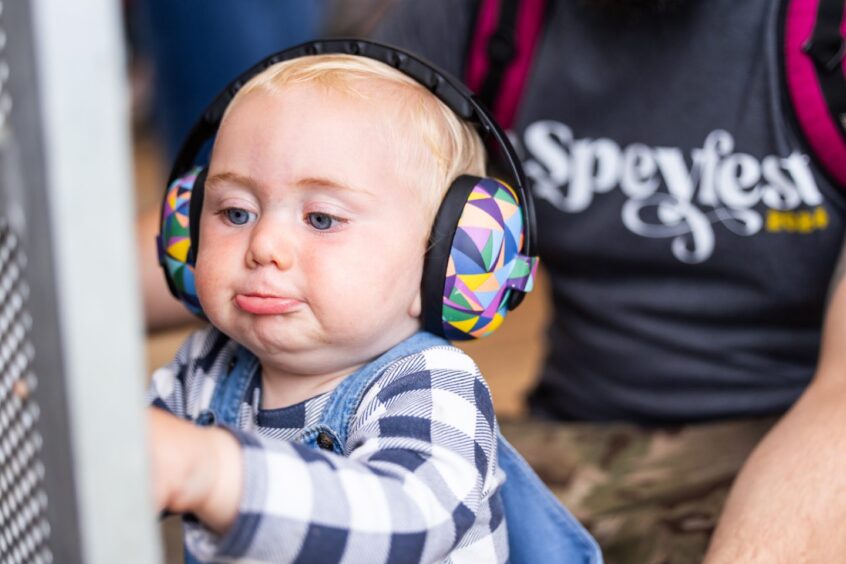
left=146, top=326, right=237, bottom=420
left=188, top=345, right=508, bottom=563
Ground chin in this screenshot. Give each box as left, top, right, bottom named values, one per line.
left=248, top=320, right=322, bottom=354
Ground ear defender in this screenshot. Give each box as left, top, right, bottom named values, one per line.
left=423, top=176, right=538, bottom=340
left=158, top=166, right=205, bottom=317
left=158, top=39, right=539, bottom=340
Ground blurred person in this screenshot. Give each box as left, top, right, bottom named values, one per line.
left=369, top=0, right=846, bottom=562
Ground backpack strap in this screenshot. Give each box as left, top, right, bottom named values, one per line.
left=465, top=0, right=548, bottom=129
left=781, top=0, right=846, bottom=189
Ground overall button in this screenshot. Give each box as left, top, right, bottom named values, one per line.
left=196, top=409, right=216, bottom=426
left=316, top=432, right=335, bottom=451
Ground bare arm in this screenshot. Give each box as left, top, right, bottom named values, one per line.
left=705, top=265, right=846, bottom=561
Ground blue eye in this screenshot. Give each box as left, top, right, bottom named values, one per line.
left=225, top=208, right=254, bottom=225
left=307, top=212, right=336, bottom=231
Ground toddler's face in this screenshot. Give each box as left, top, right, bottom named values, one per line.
left=195, top=84, right=430, bottom=375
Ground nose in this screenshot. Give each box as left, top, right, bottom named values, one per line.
left=245, top=217, right=294, bottom=270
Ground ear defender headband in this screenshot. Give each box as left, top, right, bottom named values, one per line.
left=158, top=39, right=539, bottom=340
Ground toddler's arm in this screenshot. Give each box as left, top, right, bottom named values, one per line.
left=146, top=327, right=245, bottom=529
left=147, top=407, right=241, bottom=532
left=176, top=346, right=504, bottom=563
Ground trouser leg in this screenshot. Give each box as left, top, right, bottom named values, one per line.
left=501, top=416, right=778, bottom=564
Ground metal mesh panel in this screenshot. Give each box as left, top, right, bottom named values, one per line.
left=0, top=0, right=52, bottom=559
left=0, top=1, right=8, bottom=131
left=0, top=0, right=159, bottom=559
left=0, top=222, right=52, bottom=564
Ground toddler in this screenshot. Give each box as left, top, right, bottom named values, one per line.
left=148, top=49, right=513, bottom=562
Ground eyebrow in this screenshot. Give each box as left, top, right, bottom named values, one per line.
left=205, top=171, right=260, bottom=191
left=205, top=171, right=375, bottom=198
left=295, top=175, right=375, bottom=198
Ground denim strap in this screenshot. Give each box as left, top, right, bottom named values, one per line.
left=303, top=332, right=448, bottom=453
left=203, top=345, right=259, bottom=427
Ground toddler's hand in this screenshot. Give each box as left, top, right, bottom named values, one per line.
left=148, top=407, right=242, bottom=533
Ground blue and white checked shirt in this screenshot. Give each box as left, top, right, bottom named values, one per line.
left=148, top=327, right=508, bottom=563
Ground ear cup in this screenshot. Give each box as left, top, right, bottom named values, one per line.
left=159, top=166, right=207, bottom=316
left=422, top=175, right=538, bottom=340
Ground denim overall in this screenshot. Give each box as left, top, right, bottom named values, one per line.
left=187, top=332, right=602, bottom=563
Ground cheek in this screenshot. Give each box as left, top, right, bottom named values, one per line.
left=349, top=238, right=425, bottom=306
left=193, top=255, right=217, bottom=308
left=303, top=237, right=423, bottom=315
left=193, top=220, right=213, bottom=297
left=193, top=239, right=229, bottom=307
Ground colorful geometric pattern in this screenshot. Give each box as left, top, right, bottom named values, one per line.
left=442, top=177, right=539, bottom=340
left=159, top=166, right=204, bottom=316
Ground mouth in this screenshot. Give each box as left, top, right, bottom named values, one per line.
left=234, top=293, right=303, bottom=315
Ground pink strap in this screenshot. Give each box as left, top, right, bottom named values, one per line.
left=784, top=0, right=846, bottom=188
left=465, top=0, right=547, bottom=129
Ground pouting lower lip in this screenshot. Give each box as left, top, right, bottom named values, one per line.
left=234, top=294, right=302, bottom=315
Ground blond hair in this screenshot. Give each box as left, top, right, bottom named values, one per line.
left=222, top=54, right=486, bottom=219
